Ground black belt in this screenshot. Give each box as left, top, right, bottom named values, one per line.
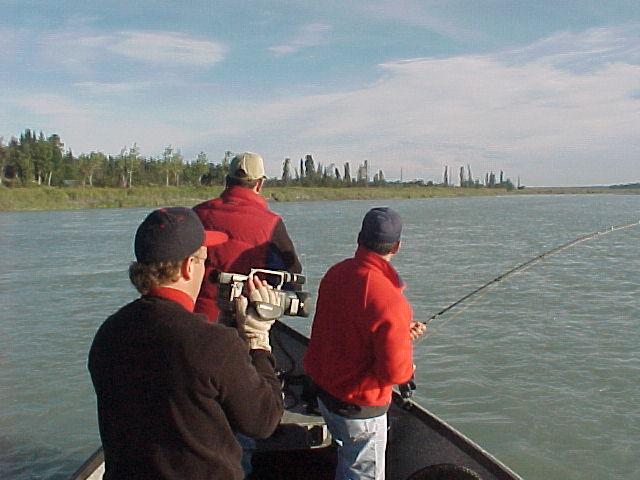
left=314, top=383, right=389, bottom=419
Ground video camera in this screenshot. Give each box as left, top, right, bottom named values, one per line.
left=213, top=268, right=310, bottom=318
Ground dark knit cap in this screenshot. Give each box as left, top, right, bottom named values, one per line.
left=358, top=207, right=402, bottom=244
left=134, top=207, right=227, bottom=263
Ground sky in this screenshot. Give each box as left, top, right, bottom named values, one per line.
left=1, top=1, right=639, bottom=186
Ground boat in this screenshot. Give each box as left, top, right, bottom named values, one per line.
left=70, top=320, right=522, bottom=480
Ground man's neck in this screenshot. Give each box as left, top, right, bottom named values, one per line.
left=380, top=252, right=394, bottom=262
left=147, top=285, right=195, bottom=312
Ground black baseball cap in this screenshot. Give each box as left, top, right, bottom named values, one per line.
left=134, top=207, right=228, bottom=263
left=358, top=207, right=402, bottom=244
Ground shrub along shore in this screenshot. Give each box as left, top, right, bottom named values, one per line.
left=0, top=184, right=635, bottom=212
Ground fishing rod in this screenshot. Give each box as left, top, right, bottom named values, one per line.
left=421, top=220, right=640, bottom=327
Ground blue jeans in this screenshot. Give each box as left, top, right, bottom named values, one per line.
left=236, top=432, right=255, bottom=477
left=318, top=398, right=387, bottom=480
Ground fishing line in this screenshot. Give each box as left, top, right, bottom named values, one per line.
left=418, top=220, right=640, bottom=335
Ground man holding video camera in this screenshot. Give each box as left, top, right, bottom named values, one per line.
left=304, top=207, right=426, bottom=480
left=193, top=151, right=302, bottom=322
left=88, top=207, right=284, bottom=480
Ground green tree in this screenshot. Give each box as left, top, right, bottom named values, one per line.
left=282, top=157, right=292, bottom=183
left=504, top=178, right=514, bottom=191
left=114, top=147, right=130, bottom=187
left=194, top=151, right=210, bottom=185
left=344, top=162, right=351, bottom=184
left=0, top=137, right=5, bottom=185
left=162, top=146, right=174, bottom=186
left=373, top=169, right=385, bottom=185
left=125, top=144, right=141, bottom=187
left=32, top=133, right=53, bottom=185
left=184, top=151, right=209, bottom=185
left=161, top=146, right=183, bottom=186
left=47, top=134, right=64, bottom=185
left=356, top=160, right=369, bottom=185
left=78, top=152, right=105, bottom=186
left=223, top=151, right=232, bottom=170
left=9, top=136, right=32, bottom=185
left=304, top=154, right=316, bottom=183
left=201, top=152, right=229, bottom=186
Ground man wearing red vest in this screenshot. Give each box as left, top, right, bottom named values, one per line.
left=304, top=207, right=426, bottom=480
left=194, top=152, right=302, bottom=322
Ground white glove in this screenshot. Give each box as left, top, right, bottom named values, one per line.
left=235, top=278, right=282, bottom=351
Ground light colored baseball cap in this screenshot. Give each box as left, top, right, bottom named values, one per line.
left=229, top=152, right=266, bottom=180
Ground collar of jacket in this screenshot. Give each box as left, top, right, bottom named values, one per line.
left=354, top=245, right=405, bottom=290
left=147, top=286, right=195, bottom=312
left=221, top=185, right=268, bottom=209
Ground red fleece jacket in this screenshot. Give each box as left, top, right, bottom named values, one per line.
left=303, top=246, right=414, bottom=407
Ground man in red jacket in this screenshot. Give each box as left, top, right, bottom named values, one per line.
left=194, top=151, right=302, bottom=322
left=303, top=207, right=426, bottom=480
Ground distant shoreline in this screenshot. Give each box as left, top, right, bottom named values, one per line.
left=0, top=185, right=637, bottom=212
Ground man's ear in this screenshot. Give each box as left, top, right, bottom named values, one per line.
left=391, top=241, right=401, bottom=255
left=255, top=178, right=264, bottom=193
left=180, top=257, right=193, bottom=281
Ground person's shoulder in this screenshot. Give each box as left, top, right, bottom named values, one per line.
left=97, top=298, right=144, bottom=328
left=353, top=262, right=401, bottom=298
left=193, top=197, right=218, bottom=211
left=320, top=257, right=359, bottom=286
left=89, top=298, right=145, bottom=355
left=324, top=257, right=355, bottom=274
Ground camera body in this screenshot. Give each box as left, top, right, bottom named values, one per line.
left=214, top=268, right=310, bottom=318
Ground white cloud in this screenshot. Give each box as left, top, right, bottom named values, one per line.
left=198, top=27, right=640, bottom=186
left=5, top=23, right=638, bottom=186
left=4, top=90, right=197, bottom=158
left=73, top=81, right=158, bottom=94
left=11, top=94, right=89, bottom=119
left=36, top=29, right=226, bottom=74
left=501, top=25, right=640, bottom=72
left=108, top=31, right=226, bottom=66
left=269, top=23, right=332, bottom=56
left=360, top=0, right=484, bottom=43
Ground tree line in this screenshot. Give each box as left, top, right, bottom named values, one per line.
left=0, top=129, right=518, bottom=190
left=0, top=130, right=218, bottom=188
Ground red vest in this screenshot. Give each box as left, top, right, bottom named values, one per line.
left=193, top=186, right=281, bottom=321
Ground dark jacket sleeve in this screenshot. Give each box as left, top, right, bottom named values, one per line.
left=270, top=219, right=302, bottom=273
left=216, top=331, right=284, bottom=439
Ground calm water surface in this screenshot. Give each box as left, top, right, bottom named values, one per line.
left=1, top=194, right=638, bottom=479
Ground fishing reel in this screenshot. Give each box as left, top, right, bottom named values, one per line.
left=399, top=378, right=417, bottom=399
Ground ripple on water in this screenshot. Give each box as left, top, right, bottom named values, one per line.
left=2, top=196, right=640, bottom=480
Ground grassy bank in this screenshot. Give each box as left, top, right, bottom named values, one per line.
left=0, top=184, right=636, bottom=211
left=0, top=184, right=509, bottom=211
left=0, top=186, right=223, bottom=211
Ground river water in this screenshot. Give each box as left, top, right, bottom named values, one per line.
left=0, top=194, right=638, bottom=479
